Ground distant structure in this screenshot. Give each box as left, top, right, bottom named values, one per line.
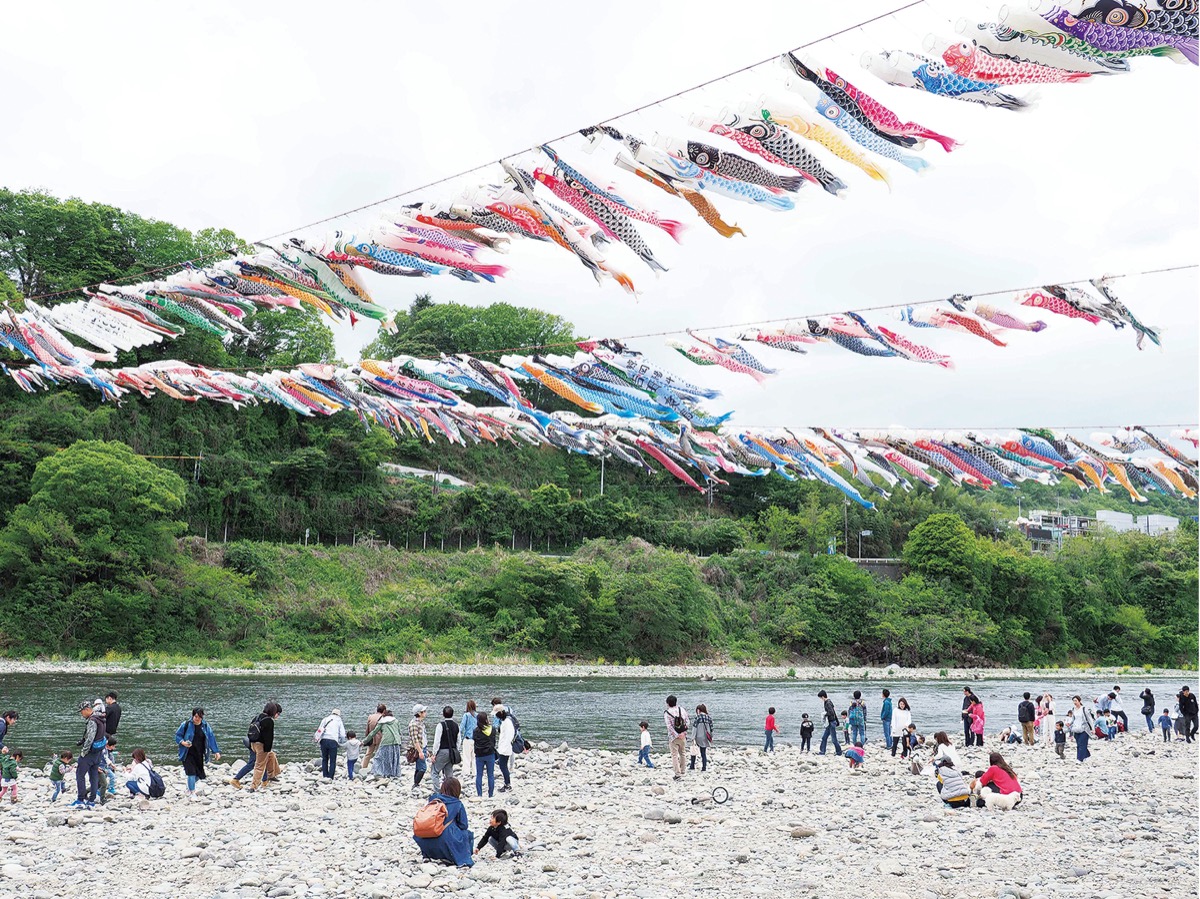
left=379, top=463, right=472, bottom=491
left=1016, top=508, right=1179, bottom=553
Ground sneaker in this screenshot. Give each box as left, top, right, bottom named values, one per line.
left=672, top=775, right=682, bottom=781
left=227, top=779, right=243, bottom=790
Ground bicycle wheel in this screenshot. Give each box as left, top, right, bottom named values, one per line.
left=711, top=786, right=729, bottom=804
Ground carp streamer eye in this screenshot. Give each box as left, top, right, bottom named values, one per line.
left=749, top=124, right=768, bottom=139
left=1105, top=10, right=1129, bottom=25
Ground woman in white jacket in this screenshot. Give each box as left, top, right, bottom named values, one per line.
left=890, top=698, right=912, bottom=757
left=495, top=710, right=516, bottom=794
left=125, top=749, right=154, bottom=797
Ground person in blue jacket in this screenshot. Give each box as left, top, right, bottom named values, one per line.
left=413, top=776, right=474, bottom=867
left=175, top=707, right=221, bottom=801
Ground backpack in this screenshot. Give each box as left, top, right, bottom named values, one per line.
left=413, top=799, right=448, bottom=838
left=672, top=709, right=688, bottom=734
left=849, top=703, right=865, bottom=727
left=1018, top=701, right=1035, bottom=723
left=248, top=714, right=264, bottom=745
left=147, top=767, right=166, bottom=799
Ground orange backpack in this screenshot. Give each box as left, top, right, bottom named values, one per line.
left=413, top=799, right=448, bottom=838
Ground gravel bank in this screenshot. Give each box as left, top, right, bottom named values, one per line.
left=1, top=730, right=1195, bottom=898
left=0, top=659, right=1190, bottom=682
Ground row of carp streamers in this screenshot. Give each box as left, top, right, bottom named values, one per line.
left=2, top=285, right=1196, bottom=508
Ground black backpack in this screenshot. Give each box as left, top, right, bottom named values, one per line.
left=147, top=767, right=166, bottom=799
left=247, top=714, right=264, bottom=745
left=672, top=708, right=688, bottom=734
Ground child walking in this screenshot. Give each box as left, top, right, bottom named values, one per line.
left=1054, top=721, right=1066, bottom=759
left=637, top=722, right=654, bottom=768
left=49, top=751, right=73, bottom=801
left=764, top=707, right=779, bottom=752
left=345, top=731, right=361, bottom=781
left=800, top=714, right=814, bottom=753
left=1159, top=708, right=1173, bottom=742
left=474, top=808, right=522, bottom=859
left=0, top=749, right=21, bottom=802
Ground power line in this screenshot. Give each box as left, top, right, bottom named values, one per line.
left=9, top=1, right=927, bottom=305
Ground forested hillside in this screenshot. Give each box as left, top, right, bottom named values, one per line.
left=1, top=188, right=1196, bottom=667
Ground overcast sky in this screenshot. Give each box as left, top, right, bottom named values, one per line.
left=3, top=0, right=1197, bottom=432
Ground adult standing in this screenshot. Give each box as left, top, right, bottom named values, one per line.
left=890, top=698, right=912, bottom=757
left=0, top=711, right=17, bottom=750
left=664, top=695, right=690, bottom=778
left=408, top=705, right=430, bottom=792
left=848, top=691, right=867, bottom=747
left=960, top=687, right=974, bottom=746
left=362, top=707, right=403, bottom=778
left=692, top=704, right=714, bottom=772
left=816, top=690, right=842, bottom=757
left=361, top=703, right=387, bottom=772
left=1139, top=688, right=1156, bottom=734
left=1108, top=690, right=1127, bottom=733
left=71, top=701, right=106, bottom=808
left=1178, top=686, right=1199, bottom=743
left=472, top=711, right=497, bottom=798
left=247, top=701, right=282, bottom=791
left=1018, top=693, right=1037, bottom=745
left=880, top=690, right=893, bottom=752
left=104, top=693, right=122, bottom=737
left=175, top=707, right=221, bottom=800
left=459, top=701, right=477, bottom=775
left=495, top=709, right=515, bottom=793
left=968, top=696, right=986, bottom=748
left=1040, top=693, right=1057, bottom=746
left=413, top=776, right=473, bottom=868
left=1066, top=695, right=1094, bottom=762
left=431, top=706, right=460, bottom=788
left=316, top=709, right=346, bottom=780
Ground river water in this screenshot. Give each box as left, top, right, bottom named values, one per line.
left=0, top=671, right=1186, bottom=765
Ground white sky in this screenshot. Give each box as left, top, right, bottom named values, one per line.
left=3, top=0, right=1197, bottom=431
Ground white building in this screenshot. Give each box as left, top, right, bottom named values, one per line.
left=1096, top=509, right=1179, bottom=536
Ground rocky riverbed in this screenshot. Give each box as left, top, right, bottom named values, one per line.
left=1, top=732, right=1195, bottom=899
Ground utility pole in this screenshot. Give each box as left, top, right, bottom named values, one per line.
left=843, top=500, right=850, bottom=556
left=599, top=456, right=605, bottom=496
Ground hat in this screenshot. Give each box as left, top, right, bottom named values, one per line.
left=79, top=701, right=92, bottom=711
left=331, top=709, right=341, bottom=717
left=412, top=704, right=427, bottom=715
left=493, top=703, right=504, bottom=714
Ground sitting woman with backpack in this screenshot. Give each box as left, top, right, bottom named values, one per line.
left=124, top=748, right=160, bottom=798
left=413, top=775, right=473, bottom=868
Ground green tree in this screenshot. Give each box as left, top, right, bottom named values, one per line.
left=903, top=512, right=978, bottom=593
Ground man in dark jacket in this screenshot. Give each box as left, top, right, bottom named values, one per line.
left=961, top=687, right=974, bottom=745
left=1018, top=692, right=1037, bottom=745
left=1178, top=687, right=1199, bottom=743
left=104, top=693, right=122, bottom=735
left=73, top=702, right=107, bottom=807
left=817, top=690, right=842, bottom=756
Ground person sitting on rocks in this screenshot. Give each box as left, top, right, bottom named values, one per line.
left=970, top=752, right=1023, bottom=810
left=934, top=758, right=972, bottom=809
left=413, top=776, right=473, bottom=868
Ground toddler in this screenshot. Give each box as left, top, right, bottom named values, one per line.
left=764, top=707, right=778, bottom=752
left=840, top=711, right=850, bottom=746
left=98, top=735, right=118, bottom=803
left=475, top=808, right=521, bottom=859
left=800, top=714, right=814, bottom=753
left=1054, top=721, right=1066, bottom=759
left=0, top=749, right=21, bottom=802
left=345, top=730, right=361, bottom=781
left=845, top=741, right=865, bottom=769
left=49, top=751, right=74, bottom=801
left=1158, top=708, right=1173, bottom=742
left=637, top=721, right=654, bottom=768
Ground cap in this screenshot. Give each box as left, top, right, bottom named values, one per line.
left=331, top=709, right=341, bottom=716
left=412, top=704, right=427, bottom=715
left=79, top=701, right=92, bottom=711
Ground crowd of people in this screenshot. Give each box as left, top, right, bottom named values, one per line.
left=0, top=680, right=1195, bottom=849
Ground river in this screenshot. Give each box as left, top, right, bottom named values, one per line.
left=0, top=671, right=1185, bottom=765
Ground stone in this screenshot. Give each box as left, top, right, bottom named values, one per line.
left=790, top=827, right=817, bottom=839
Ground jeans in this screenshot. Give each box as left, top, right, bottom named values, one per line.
left=51, top=781, right=65, bottom=801
left=187, top=775, right=198, bottom=792
left=347, top=759, right=357, bottom=780
left=1144, top=713, right=1155, bottom=733
left=764, top=730, right=774, bottom=752
left=102, top=759, right=117, bottom=794
left=1074, top=731, right=1090, bottom=761
left=126, top=781, right=142, bottom=797
left=697, top=746, right=708, bottom=771
left=235, top=751, right=257, bottom=781
left=819, top=722, right=842, bottom=755
left=475, top=753, right=495, bottom=797
left=76, top=749, right=101, bottom=802
left=497, top=752, right=511, bottom=787
left=881, top=719, right=892, bottom=750
left=430, top=749, right=455, bottom=789
left=800, top=734, right=811, bottom=752
left=414, top=753, right=427, bottom=787
left=963, top=716, right=972, bottom=745
left=320, top=738, right=339, bottom=778
left=850, top=724, right=866, bottom=746
left=637, top=746, right=654, bottom=767
left=1162, top=726, right=1172, bottom=742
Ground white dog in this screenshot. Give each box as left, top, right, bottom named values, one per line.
left=981, top=790, right=1022, bottom=811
